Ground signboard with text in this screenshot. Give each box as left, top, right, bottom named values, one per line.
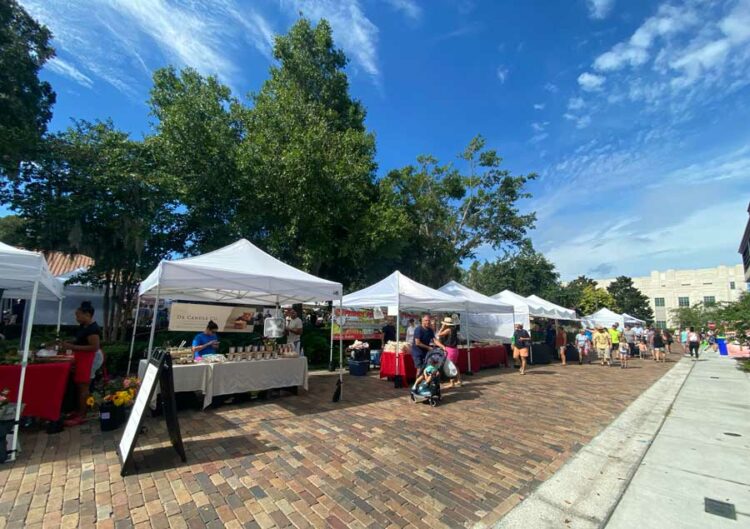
left=168, top=303, right=259, bottom=333
left=332, top=308, right=420, bottom=341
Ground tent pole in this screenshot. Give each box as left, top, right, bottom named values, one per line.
left=329, top=303, right=335, bottom=371
left=55, top=297, right=63, bottom=335
left=147, top=284, right=161, bottom=361
left=338, top=297, right=344, bottom=396
left=466, top=306, right=473, bottom=375
left=10, top=279, right=39, bottom=462
left=126, top=296, right=141, bottom=377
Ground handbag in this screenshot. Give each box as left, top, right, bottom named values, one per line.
left=443, top=358, right=458, bottom=378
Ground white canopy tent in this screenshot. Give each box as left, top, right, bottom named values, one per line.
left=340, top=271, right=491, bottom=374
left=0, top=242, right=64, bottom=461
left=130, top=239, right=344, bottom=378
left=526, top=294, right=577, bottom=320
left=491, top=290, right=559, bottom=329
left=581, top=307, right=626, bottom=328
left=438, top=281, right=515, bottom=346
left=622, top=313, right=646, bottom=325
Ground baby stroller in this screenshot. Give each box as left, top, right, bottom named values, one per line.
left=409, top=348, right=445, bottom=407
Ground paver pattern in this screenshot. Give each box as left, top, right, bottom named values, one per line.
left=0, top=356, right=675, bottom=529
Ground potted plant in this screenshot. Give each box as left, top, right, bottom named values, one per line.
left=0, top=388, right=16, bottom=461
left=87, top=377, right=140, bottom=431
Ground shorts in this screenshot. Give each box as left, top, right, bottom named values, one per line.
left=653, top=347, right=664, bottom=353
left=513, top=346, right=529, bottom=358
left=411, top=349, right=426, bottom=372
left=596, top=347, right=610, bottom=360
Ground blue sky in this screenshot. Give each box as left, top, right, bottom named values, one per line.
left=13, top=0, right=750, bottom=280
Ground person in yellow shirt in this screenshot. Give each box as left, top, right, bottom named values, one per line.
left=608, top=323, right=621, bottom=362
left=592, top=326, right=612, bottom=366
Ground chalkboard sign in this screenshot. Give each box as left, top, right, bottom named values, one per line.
left=117, top=349, right=186, bottom=476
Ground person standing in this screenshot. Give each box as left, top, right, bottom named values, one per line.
left=412, top=314, right=435, bottom=375
left=405, top=318, right=416, bottom=346
left=381, top=317, right=396, bottom=344
left=680, top=328, right=689, bottom=355
left=437, top=317, right=461, bottom=388
left=608, top=323, right=621, bottom=363
left=286, top=309, right=303, bottom=354
left=556, top=326, right=568, bottom=366
left=623, top=325, right=637, bottom=358
left=59, top=301, right=104, bottom=426
left=513, top=323, right=531, bottom=375
left=593, top=326, right=612, bottom=366
left=574, top=328, right=590, bottom=365
left=663, top=328, right=673, bottom=354
left=653, top=329, right=666, bottom=362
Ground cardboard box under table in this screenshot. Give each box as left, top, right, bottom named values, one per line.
left=138, top=357, right=308, bottom=409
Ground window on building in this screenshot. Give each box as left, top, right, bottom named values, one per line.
left=730, top=281, right=736, bottom=290
left=678, top=296, right=690, bottom=307
left=656, top=320, right=667, bottom=329
left=704, top=296, right=716, bottom=306
left=654, top=297, right=665, bottom=307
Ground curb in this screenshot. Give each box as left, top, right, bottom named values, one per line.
left=482, top=358, right=694, bottom=529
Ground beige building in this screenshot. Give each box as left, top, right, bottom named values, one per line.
left=597, top=264, right=747, bottom=328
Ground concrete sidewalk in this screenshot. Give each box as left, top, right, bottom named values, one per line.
left=606, top=350, right=750, bottom=529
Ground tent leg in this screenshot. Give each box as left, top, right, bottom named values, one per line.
left=10, top=280, right=39, bottom=462
left=147, top=286, right=161, bottom=361
left=126, top=297, right=141, bottom=377
left=466, top=311, right=473, bottom=376
left=338, top=297, right=344, bottom=397
left=55, top=297, right=63, bottom=336
left=329, top=304, right=335, bottom=372
left=394, top=297, right=402, bottom=388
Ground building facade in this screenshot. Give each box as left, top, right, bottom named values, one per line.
left=740, top=201, right=750, bottom=282
left=597, top=264, right=746, bottom=329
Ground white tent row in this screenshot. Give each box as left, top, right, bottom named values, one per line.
left=130, top=239, right=345, bottom=379
left=581, top=308, right=645, bottom=328
left=438, top=281, right=516, bottom=343
left=340, top=272, right=513, bottom=373
left=0, top=242, right=65, bottom=462
left=526, top=294, right=577, bottom=320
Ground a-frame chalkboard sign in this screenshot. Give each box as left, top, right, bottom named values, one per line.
left=117, top=348, right=186, bottom=476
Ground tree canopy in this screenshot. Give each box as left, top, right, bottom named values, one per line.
left=606, top=276, right=654, bottom=322
left=0, top=0, right=55, bottom=177
left=463, top=248, right=559, bottom=298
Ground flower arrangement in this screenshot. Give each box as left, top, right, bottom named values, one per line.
left=87, top=376, right=140, bottom=410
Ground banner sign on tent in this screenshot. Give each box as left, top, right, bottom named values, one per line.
left=168, top=302, right=259, bottom=333
left=333, top=309, right=419, bottom=340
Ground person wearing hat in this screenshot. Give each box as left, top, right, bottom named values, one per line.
left=437, top=316, right=461, bottom=387
left=513, top=323, right=531, bottom=375
left=593, top=326, right=612, bottom=366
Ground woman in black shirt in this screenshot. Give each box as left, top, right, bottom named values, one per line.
left=60, top=301, right=103, bottom=425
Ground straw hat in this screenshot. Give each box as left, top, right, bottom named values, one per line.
left=442, top=317, right=456, bottom=326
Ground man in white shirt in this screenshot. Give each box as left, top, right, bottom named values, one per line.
left=405, top=318, right=416, bottom=345
left=286, top=309, right=303, bottom=354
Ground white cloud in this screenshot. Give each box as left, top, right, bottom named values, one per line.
left=46, top=57, right=93, bottom=88
left=544, top=82, right=558, bottom=93
left=496, top=65, right=509, bottom=83
left=567, top=97, right=585, bottom=110
left=530, top=132, right=549, bottom=144
left=383, top=0, right=422, bottom=20
left=578, top=72, right=605, bottom=91
left=533, top=103, right=545, bottom=110
left=563, top=112, right=591, bottom=129
left=282, top=0, right=380, bottom=80
left=586, top=0, right=615, bottom=20
left=531, top=121, right=549, bottom=132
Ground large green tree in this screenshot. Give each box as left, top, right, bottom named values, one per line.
left=383, top=136, right=536, bottom=286
left=5, top=120, right=180, bottom=340
left=578, top=285, right=616, bottom=315
left=549, top=275, right=597, bottom=315
left=237, top=18, right=379, bottom=285
left=148, top=66, right=245, bottom=253
left=0, top=0, right=55, bottom=177
left=463, top=248, right=559, bottom=298
left=0, top=214, right=26, bottom=246
left=606, top=276, right=654, bottom=322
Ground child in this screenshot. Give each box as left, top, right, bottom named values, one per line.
left=638, top=339, right=648, bottom=359
left=619, top=340, right=630, bottom=368
left=411, top=358, right=440, bottom=394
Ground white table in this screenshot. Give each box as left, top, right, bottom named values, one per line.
left=138, top=357, right=308, bottom=409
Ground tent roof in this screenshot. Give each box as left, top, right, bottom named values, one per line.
left=526, top=294, right=577, bottom=320
left=138, top=239, right=342, bottom=305
left=342, top=271, right=465, bottom=311
left=0, top=242, right=63, bottom=301
left=438, top=281, right=514, bottom=314
left=491, top=290, right=559, bottom=318
left=581, top=307, right=624, bottom=327
left=622, top=313, right=646, bottom=324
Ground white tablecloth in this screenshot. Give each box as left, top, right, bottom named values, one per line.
left=138, top=357, right=308, bottom=409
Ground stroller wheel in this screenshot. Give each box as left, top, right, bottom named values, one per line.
left=429, top=398, right=439, bottom=407
left=409, top=392, right=416, bottom=402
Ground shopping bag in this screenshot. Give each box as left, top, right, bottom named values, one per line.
left=443, top=359, right=458, bottom=378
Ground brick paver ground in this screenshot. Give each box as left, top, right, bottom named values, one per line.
left=0, top=355, right=676, bottom=529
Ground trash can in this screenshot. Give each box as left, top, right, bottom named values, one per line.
left=348, top=359, right=369, bottom=376
left=717, top=337, right=728, bottom=356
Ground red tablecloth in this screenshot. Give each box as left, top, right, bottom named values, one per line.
left=454, top=348, right=482, bottom=374
left=477, top=345, right=509, bottom=368
left=379, top=351, right=417, bottom=382
left=0, top=362, right=72, bottom=421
